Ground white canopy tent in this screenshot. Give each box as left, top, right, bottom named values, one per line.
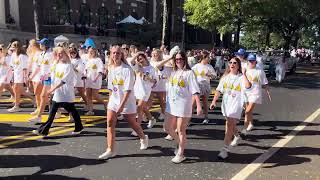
left=116, top=15, right=142, bottom=25
left=137, top=17, right=149, bottom=24
left=54, top=35, right=69, bottom=46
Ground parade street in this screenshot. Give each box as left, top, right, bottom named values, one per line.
left=0, top=64, right=319, bottom=180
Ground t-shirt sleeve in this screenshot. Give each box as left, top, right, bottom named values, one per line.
left=107, top=68, right=113, bottom=90
left=97, top=58, right=104, bottom=73
left=216, top=77, right=225, bottom=93
left=123, top=67, right=135, bottom=91
left=208, top=65, right=217, bottom=77
left=21, top=55, right=29, bottom=69
left=188, top=71, right=200, bottom=94
left=260, top=70, right=268, bottom=85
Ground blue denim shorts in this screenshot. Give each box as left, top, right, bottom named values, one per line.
left=43, top=77, right=52, bottom=86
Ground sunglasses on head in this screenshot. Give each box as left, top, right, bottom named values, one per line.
left=229, top=61, right=238, bottom=65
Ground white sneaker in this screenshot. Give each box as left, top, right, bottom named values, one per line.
left=118, top=114, right=124, bottom=120
left=241, top=129, right=247, bottom=135
left=158, top=113, right=165, bottom=120
left=131, top=130, right=138, bottom=137
left=32, top=130, right=47, bottom=137
left=55, top=111, right=62, bottom=119
left=98, top=149, right=117, bottom=159
left=147, top=117, right=157, bottom=129
left=164, top=134, right=174, bottom=141
left=30, top=109, right=39, bottom=115
left=140, top=135, right=149, bottom=150
left=174, top=145, right=179, bottom=155
left=171, top=154, right=186, bottom=164
left=85, top=111, right=94, bottom=116
left=8, top=106, right=21, bottom=113
left=218, top=147, right=229, bottom=159
left=230, top=135, right=241, bottom=147
left=202, top=119, right=210, bottom=124
left=246, top=124, right=254, bottom=131
left=28, top=116, right=41, bottom=124
left=71, top=129, right=83, bottom=135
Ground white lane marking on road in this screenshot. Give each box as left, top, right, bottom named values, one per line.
left=231, top=107, right=320, bottom=180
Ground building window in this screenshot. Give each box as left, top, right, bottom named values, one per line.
left=79, top=2, right=90, bottom=25
left=98, top=6, right=108, bottom=29
left=55, top=0, right=71, bottom=25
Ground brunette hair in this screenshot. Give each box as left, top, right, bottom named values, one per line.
left=11, top=41, right=26, bottom=56
left=172, top=51, right=191, bottom=71
left=222, top=57, right=242, bottom=77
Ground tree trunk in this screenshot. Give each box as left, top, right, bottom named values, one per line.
left=161, top=0, right=171, bottom=47
left=33, top=0, right=40, bottom=39
left=234, top=19, right=241, bottom=49
left=283, top=36, right=292, bottom=50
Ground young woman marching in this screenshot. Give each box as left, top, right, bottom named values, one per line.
left=191, top=51, right=217, bottom=124
left=0, top=44, right=14, bottom=98
left=149, top=49, right=172, bottom=122
left=32, top=47, right=83, bottom=136
left=164, top=51, right=203, bottom=163
left=28, top=38, right=55, bottom=123
left=210, top=57, right=251, bottom=159
left=242, top=54, right=271, bottom=133
left=8, top=41, right=34, bottom=112
left=84, top=47, right=106, bottom=115
left=69, top=46, right=87, bottom=112
left=131, top=52, right=157, bottom=132
left=27, top=39, right=43, bottom=115
left=98, top=46, right=148, bottom=160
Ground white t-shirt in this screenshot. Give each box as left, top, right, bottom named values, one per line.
left=132, top=64, right=157, bottom=101
left=11, top=53, right=29, bottom=83
left=166, top=69, right=200, bottom=117
left=107, top=63, right=137, bottom=114
left=150, top=61, right=172, bottom=92
left=30, top=51, right=42, bottom=82
left=244, top=68, right=268, bottom=104
left=256, top=55, right=264, bottom=70
left=192, top=63, right=216, bottom=83
left=52, top=63, right=76, bottom=102
left=0, top=56, right=12, bottom=84
left=216, top=73, right=246, bottom=119
left=39, top=50, right=53, bottom=79
left=71, top=58, right=85, bottom=87
left=85, top=57, right=104, bottom=89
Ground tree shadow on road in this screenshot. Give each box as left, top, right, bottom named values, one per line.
left=236, top=143, right=319, bottom=168
left=0, top=154, right=104, bottom=175
left=1, top=174, right=89, bottom=180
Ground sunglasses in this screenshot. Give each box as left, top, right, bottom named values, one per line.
left=229, top=61, right=238, bottom=65
left=175, top=58, right=184, bottom=61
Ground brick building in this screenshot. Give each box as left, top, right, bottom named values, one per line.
left=0, top=0, right=231, bottom=48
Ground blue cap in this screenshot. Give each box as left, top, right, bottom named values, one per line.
left=235, top=48, right=246, bottom=56
left=84, top=38, right=96, bottom=49
left=37, top=38, right=49, bottom=46
left=247, top=53, right=256, bottom=61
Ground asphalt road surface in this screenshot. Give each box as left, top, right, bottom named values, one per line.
left=0, top=64, right=319, bottom=180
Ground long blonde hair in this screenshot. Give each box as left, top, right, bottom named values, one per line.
left=28, top=39, right=41, bottom=56
left=52, top=47, right=71, bottom=64
left=151, top=49, right=163, bottom=62
left=108, top=45, right=128, bottom=68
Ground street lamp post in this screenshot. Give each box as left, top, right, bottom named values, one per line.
left=182, top=14, right=186, bottom=51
